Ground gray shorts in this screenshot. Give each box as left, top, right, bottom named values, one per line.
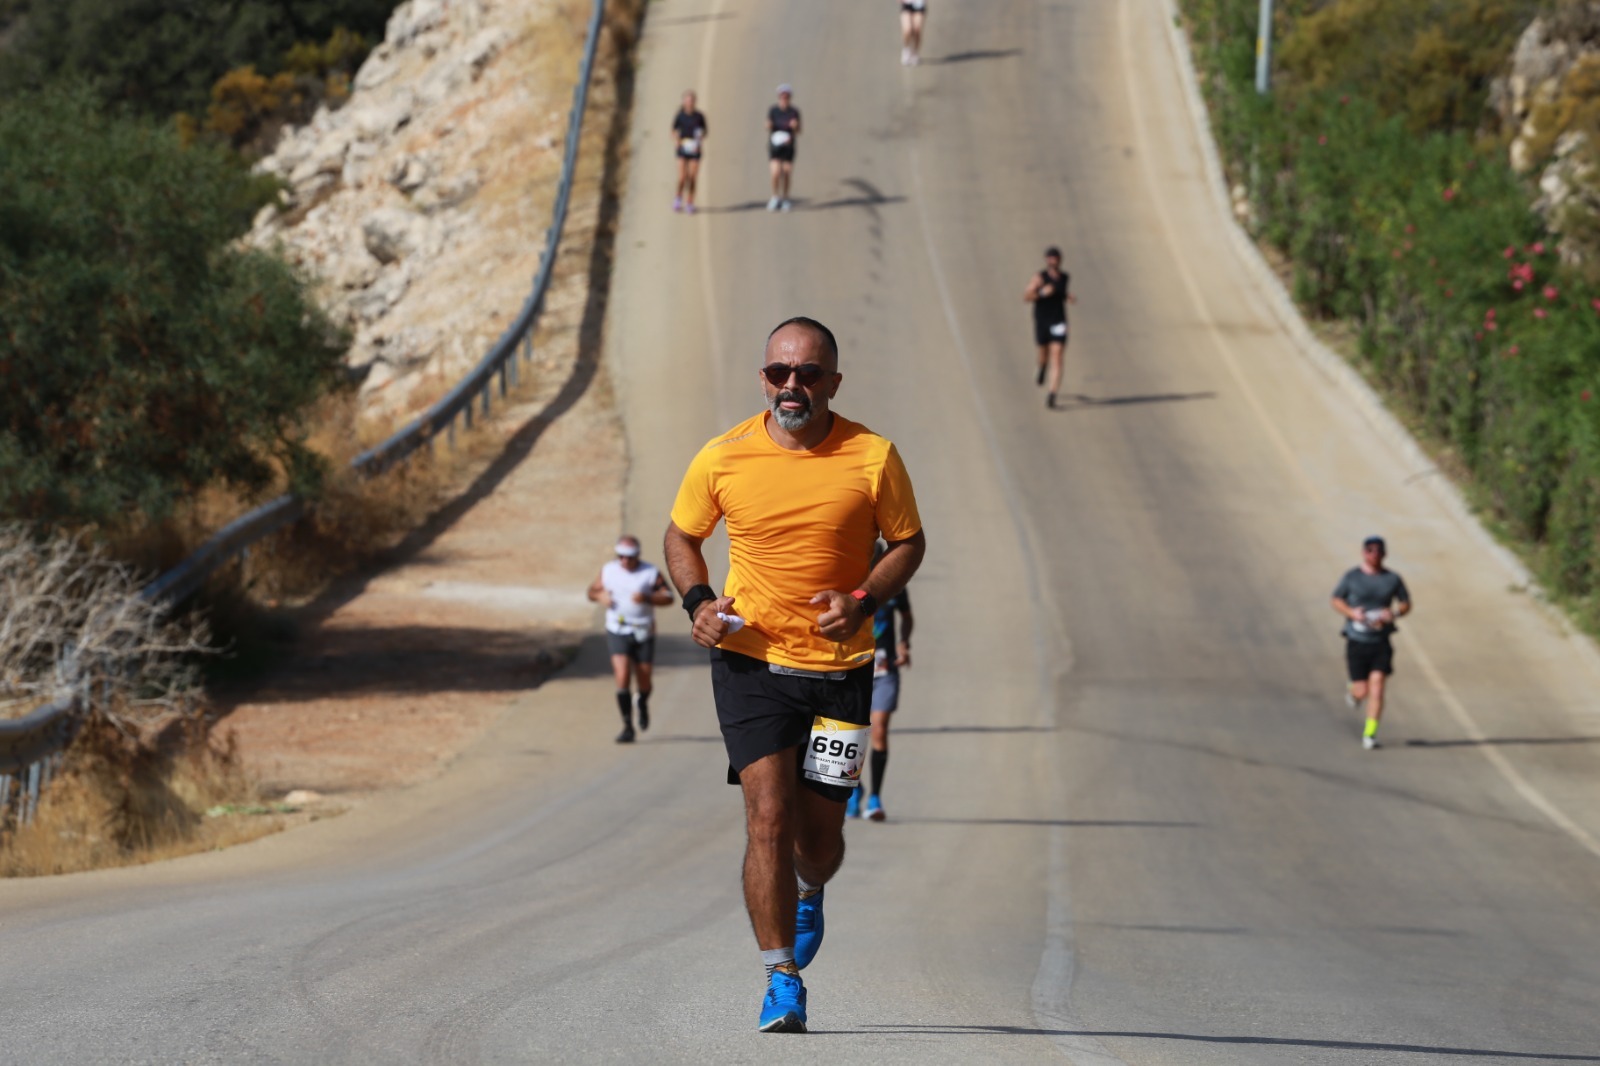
left=870, top=669, right=900, bottom=712
left=606, top=630, right=655, bottom=663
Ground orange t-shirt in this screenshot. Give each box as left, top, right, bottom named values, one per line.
left=670, top=411, right=923, bottom=671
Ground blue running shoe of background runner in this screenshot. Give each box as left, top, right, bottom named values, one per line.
left=759, top=970, right=807, bottom=1032
left=794, top=886, right=824, bottom=969
left=845, top=790, right=861, bottom=818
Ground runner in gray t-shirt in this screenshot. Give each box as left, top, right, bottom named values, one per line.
left=1330, top=535, right=1412, bottom=749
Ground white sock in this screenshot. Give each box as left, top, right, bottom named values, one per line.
left=796, top=874, right=821, bottom=899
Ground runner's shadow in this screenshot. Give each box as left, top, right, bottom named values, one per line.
left=1404, top=736, right=1600, bottom=748
left=810, top=1025, right=1600, bottom=1059
left=893, top=818, right=1198, bottom=828
left=893, top=724, right=1056, bottom=735
left=1053, top=391, right=1216, bottom=410
left=929, top=48, right=1023, bottom=64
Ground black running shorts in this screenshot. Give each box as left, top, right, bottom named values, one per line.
left=1034, top=317, right=1068, bottom=347
left=711, top=648, right=871, bottom=802
left=1345, top=638, right=1394, bottom=681
left=769, top=143, right=796, bottom=163
left=606, top=630, right=655, bottom=663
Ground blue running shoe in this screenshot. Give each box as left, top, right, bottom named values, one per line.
left=794, top=886, right=824, bottom=969
left=759, top=970, right=807, bottom=1032
left=845, top=790, right=861, bottom=819
left=865, top=793, right=885, bottom=821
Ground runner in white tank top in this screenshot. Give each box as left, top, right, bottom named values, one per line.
left=587, top=535, right=675, bottom=742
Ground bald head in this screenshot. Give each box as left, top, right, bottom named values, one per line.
left=765, top=316, right=838, bottom=371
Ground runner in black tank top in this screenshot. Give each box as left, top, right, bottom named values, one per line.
left=1023, top=246, right=1077, bottom=409
left=672, top=90, right=707, bottom=214
left=766, top=84, right=801, bottom=211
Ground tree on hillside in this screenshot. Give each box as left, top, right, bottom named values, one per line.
left=0, top=85, right=347, bottom=531
left=0, top=0, right=394, bottom=119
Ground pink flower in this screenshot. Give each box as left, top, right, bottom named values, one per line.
left=1513, top=279, right=1525, bottom=291
left=1544, top=285, right=1559, bottom=300
left=1446, top=289, right=1454, bottom=298
left=1485, top=321, right=1498, bottom=331
left=1510, top=345, right=1521, bottom=355
left=1476, top=330, right=1485, bottom=340
left=1318, top=134, right=1328, bottom=146
left=1535, top=307, right=1548, bottom=319
left=1505, top=246, right=1516, bottom=259
left=1532, top=242, right=1546, bottom=255
left=1486, top=308, right=1497, bottom=318
left=1339, top=94, right=1350, bottom=105
left=1592, top=299, right=1600, bottom=312
left=1443, top=188, right=1457, bottom=201
left=1405, top=223, right=1416, bottom=235
left=1392, top=249, right=1403, bottom=259
left=1585, top=390, right=1593, bottom=402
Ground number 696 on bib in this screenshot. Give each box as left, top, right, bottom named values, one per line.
left=801, top=715, right=869, bottom=788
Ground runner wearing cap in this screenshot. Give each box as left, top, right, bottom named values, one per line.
left=899, top=0, right=927, bottom=66
left=587, top=535, right=675, bottom=743
left=1024, top=246, right=1076, bottom=409
left=1331, top=536, right=1413, bottom=750
left=766, top=85, right=801, bottom=212
left=664, top=316, right=925, bottom=1032
left=672, top=90, right=707, bottom=214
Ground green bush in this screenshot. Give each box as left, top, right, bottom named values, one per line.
left=0, top=85, right=346, bottom=530
left=1181, top=0, right=1600, bottom=614
left=0, top=0, right=392, bottom=119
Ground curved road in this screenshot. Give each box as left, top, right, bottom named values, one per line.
left=4, top=1, right=1600, bottom=1062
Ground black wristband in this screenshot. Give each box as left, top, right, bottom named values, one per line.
left=682, top=584, right=717, bottom=622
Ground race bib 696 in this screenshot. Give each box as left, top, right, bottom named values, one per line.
left=802, top=716, right=868, bottom=788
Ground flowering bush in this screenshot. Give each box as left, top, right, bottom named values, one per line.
left=1183, top=0, right=1600, bottom=604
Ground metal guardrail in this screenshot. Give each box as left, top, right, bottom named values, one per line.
left=0, top=0, right=609, bottom=827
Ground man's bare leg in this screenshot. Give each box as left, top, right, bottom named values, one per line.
left=740, top=750, right=799, bottom=950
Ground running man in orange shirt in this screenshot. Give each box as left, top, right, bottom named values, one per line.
left=663, top=316, right=926, bottom=1032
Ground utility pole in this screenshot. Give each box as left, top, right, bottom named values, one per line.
left=1256, top=0, right=1274, bottom=95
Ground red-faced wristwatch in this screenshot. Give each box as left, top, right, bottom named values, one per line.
left=851, top=589, right=878, bottom=616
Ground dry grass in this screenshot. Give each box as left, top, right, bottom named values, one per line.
left=0, top=721, right=306, bottom=877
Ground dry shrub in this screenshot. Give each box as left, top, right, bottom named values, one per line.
left=0, top=719, right=274, bottom=878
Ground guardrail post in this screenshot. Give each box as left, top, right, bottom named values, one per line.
left=448, top=413, right=458, bottom=448
left=498, top=361, right=509, bottom=397
left=481, top=383, right=492, bottom=418
left=463, top=400, right=474, bottom=431
left=23, top=760, right=40, bottom=825
left=0, top=774, right=11, bottom=826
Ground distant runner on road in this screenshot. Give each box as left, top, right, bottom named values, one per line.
left=1331, top=535, right=1412, bottom=750
left=900, top=0, right=927, bottom=66
left=587, top=535, right=674, bottom=743
left=1023, top=245, right=1077, bottom=410
left=766, top=84, right=801, bottom=212
left=848, top=540, right=913, bottom=822
left=664, top=316, right=926, bottom=1033
left=672, top=90, right=707, bottom=214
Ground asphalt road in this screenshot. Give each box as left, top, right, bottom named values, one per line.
left=4, top=0, right=1600, bottom=1062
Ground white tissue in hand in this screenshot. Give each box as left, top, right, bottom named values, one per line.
left=717, top=612, right=746, bottom=633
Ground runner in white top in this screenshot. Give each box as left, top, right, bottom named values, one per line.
left=899, top=0, right=927, bottom=66
left=587, top=535, right=675, bottom=742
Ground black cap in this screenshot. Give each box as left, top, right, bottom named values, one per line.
left=1363, top=535, right=1386, bottom=550
left=1044, top=246, right=1062, bottom=259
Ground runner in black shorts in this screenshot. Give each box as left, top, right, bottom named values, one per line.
left=1331, top=535, right=1413, bottom=750
left=847, top=540, right=913, bottom=822
left=766, top=85, right=801, bottom=212
left=1023, top=246, right=1076, bottom=409
left=899, top=0, right=927, bottom=66
left=672, top=90, right=707, bottom=214
left=665, top=316, right=925, bottom=1032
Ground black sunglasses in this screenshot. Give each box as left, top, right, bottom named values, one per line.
left=761, top=362, right=828, bottom=387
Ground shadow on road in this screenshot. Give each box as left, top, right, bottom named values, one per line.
left=892, top=817, right=1198, bottom=828
left=894, top=724, right=1056, bottom=735
left=650, top=11, right=736, bottom=27
left=1053, top=391, right=1217, bottom=410
left=704, top=178, right=906, bottom=215
left=929, top=48, right=1023, bottom=65
left=1404, top=736, right=1600, bottom=748
left=818, top=1026, right=1600, bottom=1059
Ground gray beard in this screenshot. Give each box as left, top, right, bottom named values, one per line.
left=768, top=391, right=814, bottom=431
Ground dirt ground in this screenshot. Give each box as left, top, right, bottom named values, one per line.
left=212, top=15, right=636, bottom=805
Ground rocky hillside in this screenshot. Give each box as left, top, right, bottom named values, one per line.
left=1492, top=2, right=1600, bottom=278
left=249, top=0, right=582, bottom=416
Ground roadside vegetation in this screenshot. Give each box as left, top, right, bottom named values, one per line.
left=1180, top=0, right=1600, bottom=630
